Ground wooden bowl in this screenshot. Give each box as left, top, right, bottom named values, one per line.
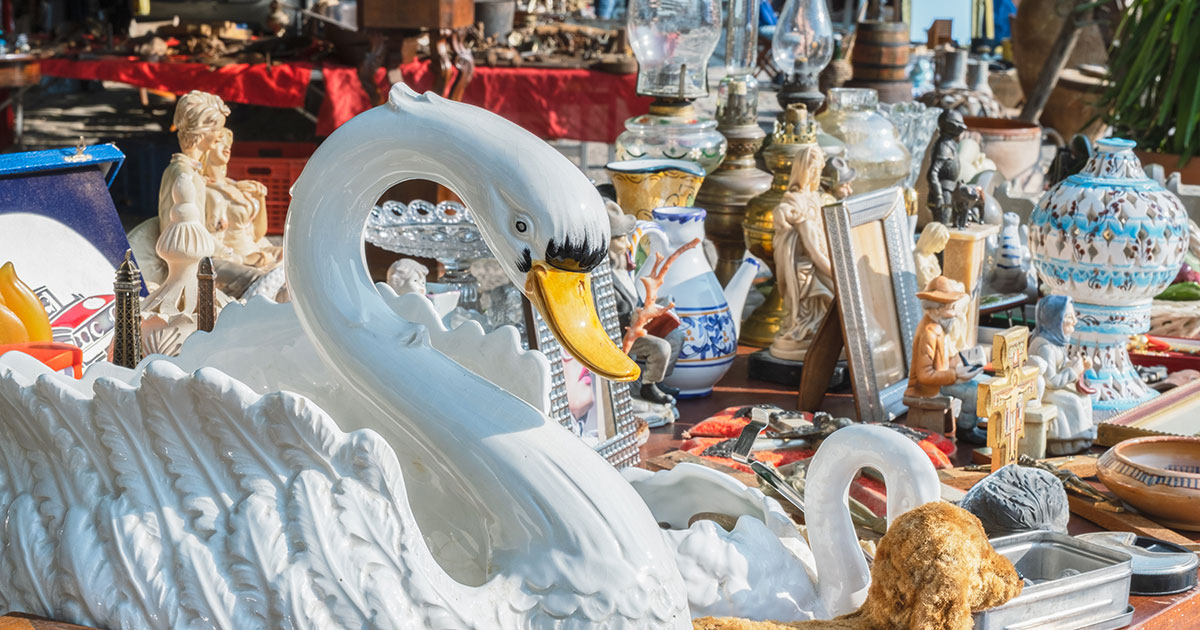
left=1097, top=436, right=1200, bottom=531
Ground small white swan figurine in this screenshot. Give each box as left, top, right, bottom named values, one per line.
left=625, top=423, right=941, bottom=621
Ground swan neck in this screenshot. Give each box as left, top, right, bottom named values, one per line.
left=805, top=425, right=941, bottom=617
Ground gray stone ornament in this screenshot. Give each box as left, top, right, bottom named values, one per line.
left=961, top=464, right=1070, bottom=537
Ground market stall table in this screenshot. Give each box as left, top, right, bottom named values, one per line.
left=38, top=56, right=650, bottom=143
left=641, top=344, right=1200, bottom=629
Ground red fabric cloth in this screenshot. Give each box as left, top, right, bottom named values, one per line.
left=39, top=56, right=647, bottom=143
left=39, top=57, right=312, bottom=108
left=316, top=60, right=652, bottom=142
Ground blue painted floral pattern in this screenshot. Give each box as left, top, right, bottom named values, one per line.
left=677, top=308, right=737, bottom=362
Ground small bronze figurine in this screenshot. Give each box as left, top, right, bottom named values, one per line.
left=1047, top=134, right=1094, bottom=186
left=111, top=250, right=143, bottom=369
left=950, top=183, right=984, bottom=229
left=926, top=110, right=967, bottom=226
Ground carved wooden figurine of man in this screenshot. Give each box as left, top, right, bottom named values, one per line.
left=903, top=275, right=982, bottom=435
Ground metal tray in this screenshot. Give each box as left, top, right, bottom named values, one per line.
left=1077, top=532, right=1199, bottom=596
left=974, top=531, right=1132, bottom=630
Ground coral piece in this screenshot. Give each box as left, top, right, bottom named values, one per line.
left=693, top=502, right=1022, bottom=630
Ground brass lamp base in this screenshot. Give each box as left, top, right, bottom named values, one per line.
left=739, top=284, right=783, bottom=347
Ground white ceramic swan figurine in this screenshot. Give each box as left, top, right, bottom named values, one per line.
left=625, top=424, right=941, bottom=621
left=0, top=84, right=691, bottom=628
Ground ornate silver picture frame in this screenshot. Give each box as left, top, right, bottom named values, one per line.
left=823, top=187, right=921, bottom=422
left=528, top=260, right=640, bottom=469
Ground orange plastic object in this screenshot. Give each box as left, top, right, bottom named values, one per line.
left=0, top=342, right=84, bottom=379
left=0, top=303, right=28, bottom=344
left=225, top=141, right=316, bottom=235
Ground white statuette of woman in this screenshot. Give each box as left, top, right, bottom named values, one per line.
left=769, top=143, right=834, bottom=362
left=1028, top=295, right=1095, bottom=455
left=914, top=222, right=950, bottom=292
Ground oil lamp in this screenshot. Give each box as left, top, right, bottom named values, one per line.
left=617, top=0, right=727, bottom=173
left=694, top=0, right=772, bottom=283
left=771, top=0, right=834, bottom=111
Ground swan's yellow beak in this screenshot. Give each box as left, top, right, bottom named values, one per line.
left=525, top=261, right=639, bottom=382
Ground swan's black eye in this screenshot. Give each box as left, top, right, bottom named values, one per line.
left=515, top=220, right=528, bottom=234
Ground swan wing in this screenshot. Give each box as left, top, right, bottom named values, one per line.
left=0, top=353, right=480, bottom=629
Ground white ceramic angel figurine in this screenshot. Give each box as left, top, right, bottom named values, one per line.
left=769, top=143, right=834, bottom=362
left=914, top=222, right=950, bottom=291
left=387, top=258, right=429, bottom=296
left=204, top=128, right=282, bottom=269
left=1028, top=295, right=1096, bottom=455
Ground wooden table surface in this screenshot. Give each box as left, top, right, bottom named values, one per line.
left=641, top=345, right=1200, bottom=629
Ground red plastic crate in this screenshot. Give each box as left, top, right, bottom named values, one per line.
left=226, top=141, right=317, bottom=235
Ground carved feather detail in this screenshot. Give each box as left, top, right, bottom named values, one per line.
left=0, top=357, right=473, bottom=628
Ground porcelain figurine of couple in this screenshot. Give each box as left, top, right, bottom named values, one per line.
left=143, top=91, right=283, bottom=354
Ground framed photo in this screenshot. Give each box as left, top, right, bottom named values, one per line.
left=1097, top=378, right=1200, bottom=446
left=527, top=260, right=640, bottom=468
left=823, top=187, right=921, bottom=422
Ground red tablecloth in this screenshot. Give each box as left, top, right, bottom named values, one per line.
left=39, top=57, right=312, bottom=108
left=41, top=56, right=650, bottom=143
left=316, top=60, right=651, bottom=142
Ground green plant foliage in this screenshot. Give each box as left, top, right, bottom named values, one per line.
left=1096, top=0, right=1200, bottom=164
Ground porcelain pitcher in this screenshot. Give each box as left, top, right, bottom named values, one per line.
left=635, top=206, right=757, bottom=397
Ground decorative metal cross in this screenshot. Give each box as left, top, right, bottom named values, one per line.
left=977, top=326, right=1040, bottom=471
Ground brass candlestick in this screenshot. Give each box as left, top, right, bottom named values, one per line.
left=740, top=104, right=818, bottom=347
left=695, top=75, right=771, bottom=285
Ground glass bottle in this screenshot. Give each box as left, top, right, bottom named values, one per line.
left=614, top=107, right=728, bottom=174
left=816, top=88, right=911, bottom=193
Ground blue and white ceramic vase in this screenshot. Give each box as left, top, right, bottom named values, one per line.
left=635, top=207, right=738, bottom=398
left=1030, top=138, right=1189, bottom=418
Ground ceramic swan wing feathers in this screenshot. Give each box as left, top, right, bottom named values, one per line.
left=0, top=354, right=484, bottom=629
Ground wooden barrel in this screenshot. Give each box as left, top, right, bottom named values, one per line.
left=845, top=78, right=912, bottom=103
left=852, top=21, right=910, bottom=81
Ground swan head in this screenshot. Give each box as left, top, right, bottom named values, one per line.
left=386, top=85, right=638, bottom=382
